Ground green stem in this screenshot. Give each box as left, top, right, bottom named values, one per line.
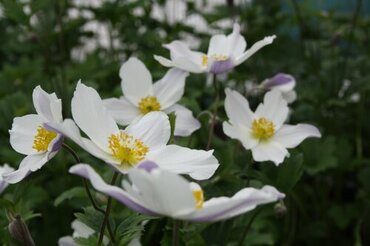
left=172, top=220, right=180, bottom=246
left=62, top=143, right=115, bottom=242
left=206, top=74, right=220, bottom=150
left=237, top=208, right=262, bottom=246
left=98, top=172, right=119, bottom=246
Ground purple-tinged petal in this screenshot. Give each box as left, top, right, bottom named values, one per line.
left=262, top=73, right=296, bottom=91
left=137, top=161, right=159, bottom=172
left=209, top=59, right=234, bottom=74
left=69, top=164, right=159, bottom=216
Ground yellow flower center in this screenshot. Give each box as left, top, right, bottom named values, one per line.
left=212, top=54, right=229, bottom=61
left=202, top=54, right=229, bottom=67
left=138, top=96, right=161, bottom=114
left=192, top=189, right=204, bottom=209
left=202, top=55, right=208, bottom=66
left=32, top=126, right=57, bottom=152
left=251, top=117, right=275, bottom=140
left=108, top=132, right=149, bottom=168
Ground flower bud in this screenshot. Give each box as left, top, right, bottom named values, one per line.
left=8, top=215, right=35, bottom=246
left=274, top=201, right=287, bottom=218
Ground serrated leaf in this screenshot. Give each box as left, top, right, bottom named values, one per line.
left=74, top=207, right=104, bottom=233
left=54, top=187, right=85, bottom=206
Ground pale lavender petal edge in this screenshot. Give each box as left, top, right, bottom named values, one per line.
left=189, top=186, right=285, bottom=222
left=69, top=164, right=159, bottom=216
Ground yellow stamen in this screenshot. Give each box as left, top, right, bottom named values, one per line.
left=32, top=126, right=57, bottom=152
left=108, top=132, right=149, bottom=168
left=251, top=117, right=275, bottom=140
left=212, top=54, right=229, bottom=61
left=202, top=55, right=209, bottom=66
left=138, top=96, right=161, bottom=114
left=192, top=189, right=204, bottom=209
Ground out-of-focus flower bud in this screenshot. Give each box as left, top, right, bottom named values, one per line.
left=8, top=215, right=35, bottom=246
left=274, top=201, right=287, bottom=218
left=95, top=192, right=108, bottom=205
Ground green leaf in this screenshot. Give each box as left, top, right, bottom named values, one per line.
left=54, top=187, right=85, bottom=206
left=74, top=207, right=104, bottom=233
left=116, top=214, right=154, bottom=245
left=2, top=0, right=29, bottom=25
left=276, top=154, right=304, bottom=193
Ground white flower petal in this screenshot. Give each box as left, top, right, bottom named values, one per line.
left=9, top=114, right=43, bottom=155
left=46, top=119, right=114, bottom=163
left=235, top=35, right=276, bottom=65
left=69, top=164, right=158, bottom=215
left=146, top=145, right=219, bottom=180
left=251, top=141, right=289, bottom=165
left=153, top=68, right=188, bottom=110
left=164, top=104, right=200, bottom=136
left=282, top=90, right=297, bottom=104
left=185, top=185, right=284, bottom=222
left=224, top=88, right=255, bottom=126
left=72, top=82, right=120, bottom=152
left=125, top=111, right=170, bottom=150
left=155, top=41, right=205, bottom=73
left=128, top=167, right=195, bottom=217
left=0, top=164, right=15, bottom=193
left=207, top=34, right=229, bottom=56
left=103, top=97, right=141, bottom=125
left=228, top=23, right=247, bottom=59
left=255, top=90, right=288, bottom=129
left=223, top=122, right=258, bottom=149
left=274, top=124, right=321, bottom=148
left=2, top=153, right=51, bottom=184
left=58, top=236, right=77, bottom=246
left=71, top=220, right=94, bottom=238
left=32, top=85, right=63, bottom=123
left=120, top=58, right=154, bottom=105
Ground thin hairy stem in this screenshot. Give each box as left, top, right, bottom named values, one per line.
left=237, top=208, right=262, bottom=246
left=206, top=74, right=220, bottom=150
left=62, top=143, right=115, bottom=242
left=98, top=172, right=119, bottom=246
left=172, top=220, right=180, bottom=246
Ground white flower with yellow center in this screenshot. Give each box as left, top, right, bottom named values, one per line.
left=69, top=162, right=285, bottom=222
left=3, top=86, right=63, bottom=184
left=223, top=89, right=321, bottom=165
left=104, top=57, right=200, bottom=136
left=154, top=23, right=276, bottom=74
left=47, top=82, right=219, bottom=180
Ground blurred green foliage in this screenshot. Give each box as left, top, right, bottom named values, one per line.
left=0, top=0, right=369, bottom=245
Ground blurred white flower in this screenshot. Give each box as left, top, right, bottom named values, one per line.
left=261, top=73, right=297, bottom=103
left=223, top=89, right=321, bottom=165
left=0, top=164, right=14, bottom=194
left=47, top=82, right=219, bottom=180
left=70, top=162, right=284, bottom=222
left=154, top=23, right=276, bottom=74
left=3, top=86, right=63, bottom=184
left=104, top=57, right=200, bottom=136
left=58, top=220, right=109, bottom=246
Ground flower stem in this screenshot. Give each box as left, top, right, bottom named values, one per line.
left=237, top=208, right=262, bottom=246
left=98, top=172, right=119, bottom=246
left=62, top=143, right=115, bottom=242
left=172, top=219, right=180, bottom=246
left=206, top=74, right=220, bottom=150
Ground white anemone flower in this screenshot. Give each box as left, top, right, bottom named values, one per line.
left=0, top=164, right=14, bottom=193
left=70, top=162, right=285, bottom=222
left=3, top=86, right=63, bottom=184
left=261, top=73, right=297, bottom=103
left=154, top=23, right=276, bottom=74
left=223, top=89, right=321, bottom=165
left=104, top=58, right=200, bottom=136
left=47, top=82, right=219, bottom=180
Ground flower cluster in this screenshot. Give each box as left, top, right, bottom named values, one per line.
left=1, top=22, right=321, bottom=245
